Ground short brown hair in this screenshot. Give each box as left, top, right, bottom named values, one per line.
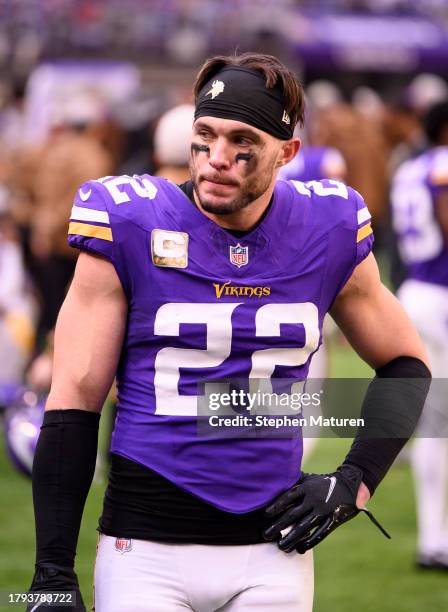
left=193, top=52, right=305, bottom=130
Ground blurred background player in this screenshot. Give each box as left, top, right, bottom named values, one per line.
left=385, top=73, right=448, bottom=176
left=276, top=82, right=347, bottom=209
left=17, top=89, right=114, bottom=345
left=391, top=100, right=448, bottom=570
left=385, top=74, right=448, bottom=290
left=305, top=79, right=389, bottom=232
left=0, top=185, right=36, bottom=386
left=278, top=144, right=346, bottom=185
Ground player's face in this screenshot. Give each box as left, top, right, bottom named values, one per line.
left=190, top=117, right=284, bottom=215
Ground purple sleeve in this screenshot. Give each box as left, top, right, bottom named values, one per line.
left=67, top=181, right=115, bottom=263
left=353, top=189, right=374, bottom=265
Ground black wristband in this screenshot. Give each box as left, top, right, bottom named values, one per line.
left=343, top=356, right=431, bottom=495
left=32, top=409, right=100, bottom=568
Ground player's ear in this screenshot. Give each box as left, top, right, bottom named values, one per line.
left=276, top=138, right=300, bottom=168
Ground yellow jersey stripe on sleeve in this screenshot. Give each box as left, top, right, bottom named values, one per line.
left=68, top=221, right=113, bottom=242
left=356, top=223, right=372, bottom=243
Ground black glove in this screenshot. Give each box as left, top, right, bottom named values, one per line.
left=264, top=464, right=390, bottom=554
left=26, top=563, right=86, bottom=611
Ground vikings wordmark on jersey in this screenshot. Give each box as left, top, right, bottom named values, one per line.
left=68, top=174, right=373, bottom=513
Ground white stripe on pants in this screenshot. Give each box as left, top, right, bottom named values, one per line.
left=94, top=535, right=314, bottom=612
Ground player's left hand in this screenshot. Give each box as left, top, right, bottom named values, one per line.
left=26, top=563, right=86, bottom=611
left=263, top=464, right=389, bottom=554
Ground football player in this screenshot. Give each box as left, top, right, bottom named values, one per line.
left=391, top=100, right=448, bottom=570
left=28, top=53, right=430, bottom=612
left=277, top=145, right=346, bottom=184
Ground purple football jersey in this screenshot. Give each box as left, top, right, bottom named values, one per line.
left=68, top=175, right=373, bottom=512
left=278, top=146, right=346, bottom=182
left=391, top=147, right=448, bottom=287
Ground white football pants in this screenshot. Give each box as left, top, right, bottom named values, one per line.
left=398, top=279, right=448, bottom=557
left=94, top=535, right=314, bottom=612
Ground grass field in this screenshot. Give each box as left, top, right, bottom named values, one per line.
left=0, top=342, right=447, bottom=611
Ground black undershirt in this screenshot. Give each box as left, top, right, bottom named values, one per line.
left=99, top=181, right=274, bottom=544
left=99, top=454, right=270, bottom=544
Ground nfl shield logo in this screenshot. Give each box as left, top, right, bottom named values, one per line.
left=115, top=537, right=132, bottom=554
left=230, top=243, right=249, bottom=268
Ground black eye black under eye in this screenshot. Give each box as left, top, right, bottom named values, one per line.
left=191, top=143, right=210, bottom=154
left=235, top=153, right=254, bottom=162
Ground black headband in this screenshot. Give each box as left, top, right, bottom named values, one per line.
left=194, top=66, right=294, bottom=140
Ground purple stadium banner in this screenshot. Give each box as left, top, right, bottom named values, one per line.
left=285, top=12, right=448, bottom=72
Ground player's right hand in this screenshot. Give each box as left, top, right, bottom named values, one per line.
left=26, top=564, right=86, bottom=611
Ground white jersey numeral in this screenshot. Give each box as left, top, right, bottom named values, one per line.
left=97, top=175, right=158, bottom=204
left=250, top=303, right=319, bottom=379
left=291, top=179, right=348, bottom=199
left=154, top=303, right=240, bottom=415
left=153, top=302, right=319, bottom=416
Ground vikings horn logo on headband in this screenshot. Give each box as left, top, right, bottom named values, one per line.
left=206, top=80, right=225, bottom=100
left=282, top=110, right=291, bottom=125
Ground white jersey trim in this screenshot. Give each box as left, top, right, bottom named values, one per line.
left=70, top=205, right=110, bottom=224
left=357, top=207, right=371, bottom=225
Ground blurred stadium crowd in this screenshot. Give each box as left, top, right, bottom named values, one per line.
left=2, top=0, right=448, bottom=73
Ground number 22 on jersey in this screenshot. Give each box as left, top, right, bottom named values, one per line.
left=154, top=302, right=319, bottom=416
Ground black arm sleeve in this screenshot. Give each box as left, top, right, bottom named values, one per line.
left=32, top=409, right=100, bottom=568
left=342, top=356, right=431, bottom=496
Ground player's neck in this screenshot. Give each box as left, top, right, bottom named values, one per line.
left=193, top=185, right=275, bottom=232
